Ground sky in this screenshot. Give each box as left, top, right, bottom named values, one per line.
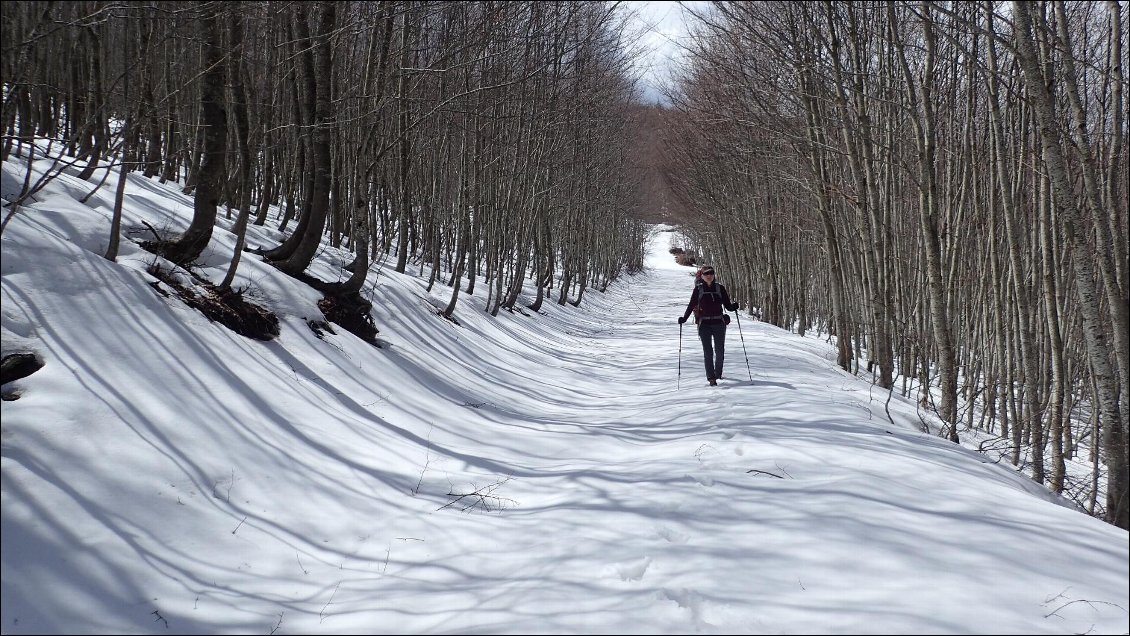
left=2, top=152, right=1129, bottom=635
left=622, top=1, right=709, bottom=104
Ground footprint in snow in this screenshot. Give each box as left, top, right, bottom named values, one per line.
left=614, top=556, right=652, bottom=581
left=660, top=588, right=711, bottom=627
left=653, top=525, right=690, bottom=544
left=689, top=473, right=715, bottom=487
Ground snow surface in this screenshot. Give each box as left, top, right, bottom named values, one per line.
left=2, top=156, right=1128, bottom=635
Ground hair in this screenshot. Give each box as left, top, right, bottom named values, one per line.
left=698, top=266, right=715, bottom=275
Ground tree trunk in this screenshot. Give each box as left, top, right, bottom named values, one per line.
left=163, top=4, right=226, bottom=265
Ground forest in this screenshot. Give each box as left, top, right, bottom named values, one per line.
left=662, top=1, right=1128, bottom=530
left=2, top=1, right=1127, bottom=530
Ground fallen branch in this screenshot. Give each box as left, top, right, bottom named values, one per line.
left=746, top=469, right=785, bottom=478
left=438, top=476, right=517, bottom=513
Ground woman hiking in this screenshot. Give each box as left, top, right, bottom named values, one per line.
left=678, top=266, right=738, bottom=386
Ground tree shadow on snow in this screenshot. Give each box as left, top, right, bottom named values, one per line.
left=721, top=379, right=796, bottom=390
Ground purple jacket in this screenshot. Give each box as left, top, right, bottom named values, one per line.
left=682, top=281, right=735, bottom=324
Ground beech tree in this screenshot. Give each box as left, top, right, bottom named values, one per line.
left=666, top=0, right=1128, bottom=529
left=3, top=0, right=649, bottom=342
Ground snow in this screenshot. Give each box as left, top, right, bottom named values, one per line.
left=2, top=156, right=1128, bottom=635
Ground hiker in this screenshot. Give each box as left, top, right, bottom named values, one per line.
left=678, top=266, right=738, bottom=386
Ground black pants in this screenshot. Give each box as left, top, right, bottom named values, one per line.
left=697, top=321, right=727, bottom=380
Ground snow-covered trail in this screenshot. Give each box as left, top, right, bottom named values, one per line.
left=363, top=228, right=1127, bottom=635
left=3, top=158, right=1127, bottom=636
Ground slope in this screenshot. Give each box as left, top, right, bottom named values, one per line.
left=1, top=158, right=1127, bottom=635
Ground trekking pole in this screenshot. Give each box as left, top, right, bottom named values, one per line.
left=677, top=322, right=684, bottom=390
left=734, top=310, right=753, bottom=382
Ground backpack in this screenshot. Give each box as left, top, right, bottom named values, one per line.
left=692, top=280, right=725, bottom=324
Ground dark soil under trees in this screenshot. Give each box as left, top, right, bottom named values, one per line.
left=140, top=235, right=378, bottom=345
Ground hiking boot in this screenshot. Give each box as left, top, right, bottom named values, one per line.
left=709, top=378, right=717, bottom=386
